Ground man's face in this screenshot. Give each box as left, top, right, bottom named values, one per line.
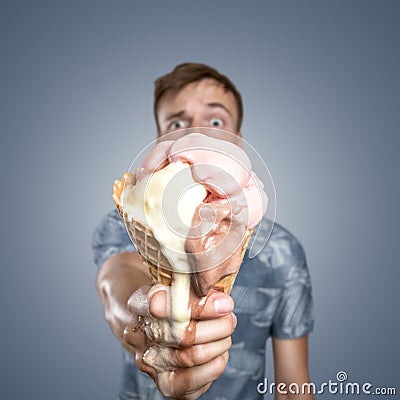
left=156, top=79, right=241, bottom=137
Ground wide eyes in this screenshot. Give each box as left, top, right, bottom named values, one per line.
left=168, top=117, right=224, bottom=131
left=210, top=117, right=224, bottom=127
left=169, top=120, right=186, bottom=130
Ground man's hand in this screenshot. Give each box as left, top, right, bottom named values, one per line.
left=97, top=252, right=236, bottom=399
left=124, top=285, right=236, bottom=400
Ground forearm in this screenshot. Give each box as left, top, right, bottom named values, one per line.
left=96, top=252, right=152, bottom=341
left=273, top=336, right=315, bottom=400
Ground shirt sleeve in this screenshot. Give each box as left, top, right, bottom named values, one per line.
left=271, top=237, right=314, bottom=339
left=91, top=209, right=136, bottom=268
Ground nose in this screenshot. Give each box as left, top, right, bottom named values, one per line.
left=190, top=122, right=200, bottom=129
left=190, top=115, right=204, bottom=128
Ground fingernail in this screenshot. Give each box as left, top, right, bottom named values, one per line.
left=148, top=284, right=167, bottom=300
left=214, top=296, right=233, bottom=314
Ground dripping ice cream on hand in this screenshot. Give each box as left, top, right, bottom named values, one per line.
left=119, top=132, right=268, bottom=336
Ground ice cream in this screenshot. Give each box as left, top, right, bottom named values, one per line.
left=137, top=133, right=267, bottom=229
left=117, top=132, right=268, bottom=337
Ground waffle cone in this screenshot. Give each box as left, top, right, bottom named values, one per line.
left=112, top=172, right=253, bottom=295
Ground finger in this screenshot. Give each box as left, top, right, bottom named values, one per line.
left=188, top=313, right=237, bottom=345
left=127, top=284, right=168, bottom=317
left=143, top=337, right=232, bottom=369
left=190, top=291, right=235, bottom=320
left=164, top=383, right=212, bottom=400
left=135, top=350, right=158, bottom=382
left=148, top=287, right=171, bottom=319
left=148, top=288, right=234, bottom=321
left=179, top=383, right=213, bottom=400
left=123, top=322, right=147, bottom=351
left=127, top=285, right=151, bottom=316
left=124, top=325, right=158, bottom=381
left=157, top=351, right=229, bottom=398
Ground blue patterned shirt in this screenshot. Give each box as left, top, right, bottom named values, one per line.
left=92, top=210, right=314, bottom=400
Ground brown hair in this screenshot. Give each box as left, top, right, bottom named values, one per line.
left=154, top=63, right=243, bottom=132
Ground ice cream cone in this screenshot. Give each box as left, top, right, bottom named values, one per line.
left=112, top=172, right=253, bottom=295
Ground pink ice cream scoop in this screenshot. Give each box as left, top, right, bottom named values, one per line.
left=137, top=133, right=267, bottom=229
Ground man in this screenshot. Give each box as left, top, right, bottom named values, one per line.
left=93, top=63, right=314, bottom=399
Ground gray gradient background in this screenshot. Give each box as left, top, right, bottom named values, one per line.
left=1, top=1, right=399, bottom=399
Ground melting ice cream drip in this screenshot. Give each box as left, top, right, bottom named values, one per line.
left=123, top=162, right=207, bottom=336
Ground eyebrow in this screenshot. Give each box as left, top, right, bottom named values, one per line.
left=206, top=102, right=233, bottom=117
left=165, top=110, right=186, bottom=122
